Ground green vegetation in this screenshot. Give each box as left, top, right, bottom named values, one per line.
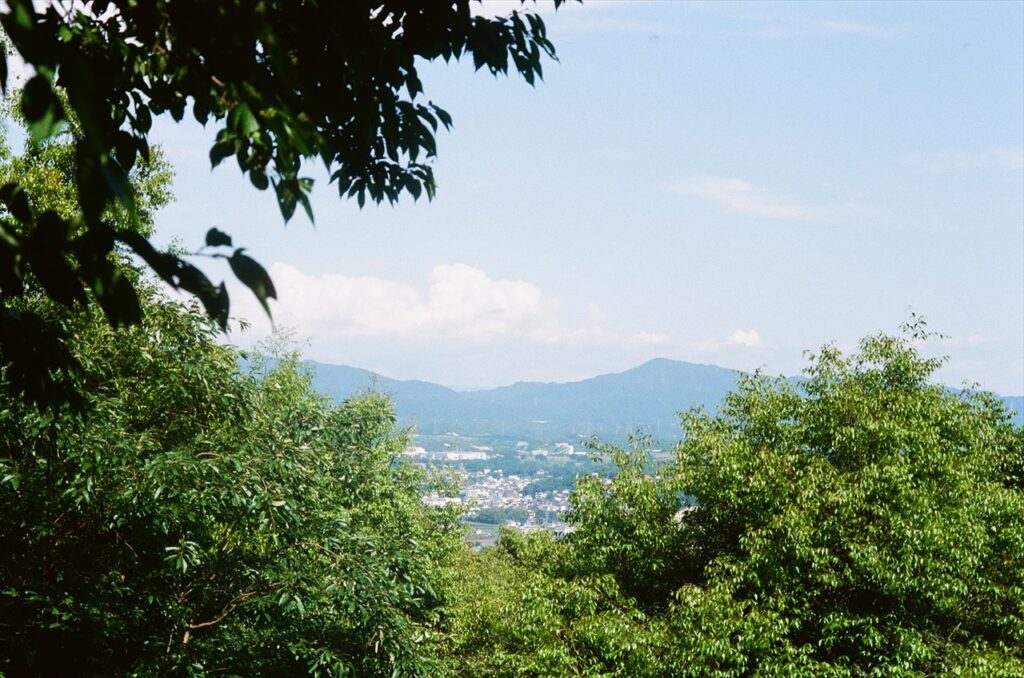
left=0, top=1, right=570, bottom=406
left=0, top=299, right=465, bottom=675
left=1, top=77, right=1021, bottom=677
left=0, top=111, right=464, bottom=675
left=8, top=249, right=1019, bottom=675
left=442, top=324, right=1024, bottom=676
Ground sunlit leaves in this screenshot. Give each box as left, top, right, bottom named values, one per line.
left=669, top=330, right=1024, bottom=672
left=227, top=102, right=260, bottom=137
left=0, top=293, right=463, bottom=674
left=443, top=328, right=1024, bottom=675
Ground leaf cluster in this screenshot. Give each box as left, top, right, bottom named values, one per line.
left=0, top=289, right=464, bottom=676
left=441, top=327, right=1024, bottom=676
left=0, top=0, right=570, bottom=406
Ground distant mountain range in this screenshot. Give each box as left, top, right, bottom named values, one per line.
left=306, top=358, right=1024, bottom=444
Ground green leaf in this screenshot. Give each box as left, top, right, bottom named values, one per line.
left=91, top=260, right=142, bottom=327
left=134, top=105, right=152, bottom=134
left=6, top=0, right=35, bottom=32
left=99, top=155, right=138, bottom=218
left=21, top=75, right=65, bottom=142
left=297, top=191, right=314, bottom=224
left=114, top=132, right=139, bottom=171
left=27, top=213, right=86, bottom=307
left=230, top=102, right=260, bottom=137
left=75, top=143, right=107, bottom=225
left=273, top=179, right=298, bottom=222
left=249, top=170, right=269, bottom=191
left=205, top=228, right=233, bottom=248
left=205, top=282, right=230, bottom=331
left=435, top=107, right=453, bottom=130
left=0, top=183, right=32, bottom=223
left=209, top=140, right=235, bottom=168
left=229, top=249, right=276, bottom=319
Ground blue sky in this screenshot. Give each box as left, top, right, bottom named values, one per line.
left=150, top=0, right=1023, bottom=394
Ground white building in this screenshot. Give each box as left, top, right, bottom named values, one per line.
left=444, top=451, right=488, bottom=461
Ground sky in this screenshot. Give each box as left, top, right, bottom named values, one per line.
left=148, top=0, right=1023, bottom=394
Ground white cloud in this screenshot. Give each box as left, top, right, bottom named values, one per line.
left=247, top=262, right=542, bottom=340
left=229, top=262, right=665, bottom=348
left=902, top=147, right=1024, bottom=174
left=682, top=328, right=766, bottom=352
left=665, top=176, right=822, bottom=221
left=727, top=329, right=763, bottom=347
left=586, top=302, right=608, bottom=324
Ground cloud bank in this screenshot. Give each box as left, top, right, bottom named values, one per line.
left=230, top=262, right=666, bottom=348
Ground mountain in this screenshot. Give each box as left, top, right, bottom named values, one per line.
left=306, top=359, right=1024, bottom=444
left=307, top=362, right=467, bottom=418
left=310, top=359, right=744, bottom=443
left=458, top=358, right=742, bottom=438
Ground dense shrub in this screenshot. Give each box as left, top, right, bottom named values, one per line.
left=442, top=324, right=1024, bottom=676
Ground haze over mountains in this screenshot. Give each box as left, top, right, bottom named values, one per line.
left=308, top=358, right=1024, bottom=443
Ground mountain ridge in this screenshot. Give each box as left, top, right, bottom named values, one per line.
left=306, top=358, right=1024, bottom=442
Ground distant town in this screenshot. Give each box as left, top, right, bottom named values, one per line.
left=406, top=433, right=595, bottom=542
left=402, top=429, right=654, bottom=550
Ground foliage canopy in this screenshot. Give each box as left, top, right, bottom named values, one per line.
left=0, top=0, right=570, bottom=405
left=0, top=114, right=464, bottom=675
left=0, top=294, right=465, bottom=675
left=443, top=324, right=1024, bottom=676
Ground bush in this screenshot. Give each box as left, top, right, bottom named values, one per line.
left=442, top=323, right=1024, bottom=676
left=0, top=295, right=463, bottom=675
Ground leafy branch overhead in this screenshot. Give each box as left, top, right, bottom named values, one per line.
left=0, top=0, right=570, bottom=405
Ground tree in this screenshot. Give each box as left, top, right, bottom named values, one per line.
left=0, top=95, right=175, bottom=405
left=0, top=0, right=572, bottom=405
left=0, top=301, right=466, bottom=674
left=442, top=323, right=1024, bottom=675
left=657, top=323, right=1024, bottom=675
left=0, top=118, right=465, bottom=675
